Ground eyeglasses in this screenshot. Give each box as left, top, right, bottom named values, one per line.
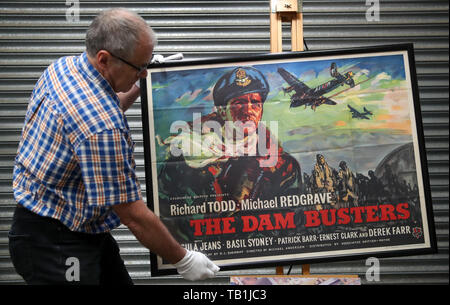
left=107, top=51, right=149, bottom=76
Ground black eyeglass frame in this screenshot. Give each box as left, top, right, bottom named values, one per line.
left=107, top=50, right=149, bottom=76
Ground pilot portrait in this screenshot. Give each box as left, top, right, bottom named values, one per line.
left=157, top=66, right=302, bottom=241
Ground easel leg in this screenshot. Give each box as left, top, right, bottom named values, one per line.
left=302, top=264, right=310, bottom=275
left=271, top=2, right=306, bottom=277
left=276, top=266, right=284, bottom=275
left=291, top=14, right=298, bottom=51
left=291, top=12, right=304, bottom=51
left=270, top=13, right=283, bottom=53
left=276, top=264, right=310, bottom=275
left=271, top=12, right=304, bottom=53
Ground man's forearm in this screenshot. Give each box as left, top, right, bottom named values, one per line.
left=113, top=199, right=220, bottom=281
left=117, top=84, right=140, bottom=112
left=113, top=199, right=186, bottom=264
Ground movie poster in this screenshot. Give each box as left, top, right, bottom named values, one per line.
left=142, top=45, right=436, bottom=274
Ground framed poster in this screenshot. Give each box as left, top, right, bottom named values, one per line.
left=141, top=44, right=436, bottom=276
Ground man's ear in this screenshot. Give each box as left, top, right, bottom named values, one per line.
left=96, top=50, right=112, bottom=71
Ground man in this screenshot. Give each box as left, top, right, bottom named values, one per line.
left=312, top=154, right=335, bottom=194
left=158, top=66, right=302, bottom=242
left=336, top=160, right=358, bottom=207
left=9, top=8, right=219, bottom=284
left=311, top=153, right=336, bottom=211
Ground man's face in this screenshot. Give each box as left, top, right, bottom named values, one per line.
left=318, top=155, right=325, bottom=165
left=221, top=92, right=263, bottom=127
left=108, top=33, right=153, bottom=93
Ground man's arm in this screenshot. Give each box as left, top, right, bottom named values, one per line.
left=113, top=199, right=186, bottom=264
left=113, top=199, right=220, bottom=280
left=117, top=83, right=140, bottom=112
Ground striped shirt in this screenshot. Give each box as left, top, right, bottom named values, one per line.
left=13, top=52, right=142, bottom=233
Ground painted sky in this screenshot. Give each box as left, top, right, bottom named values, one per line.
left=150, top=54, right=407, bottom=120
left=149, top=53, right=416, bottom=175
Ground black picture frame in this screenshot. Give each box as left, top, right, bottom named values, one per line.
left=140, top=43, right=437, bottom=277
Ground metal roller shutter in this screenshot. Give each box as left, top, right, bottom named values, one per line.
left=0, top=0, right=448, bottom=284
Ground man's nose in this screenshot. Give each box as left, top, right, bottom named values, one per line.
left=244, top=97, right=257, bottom=107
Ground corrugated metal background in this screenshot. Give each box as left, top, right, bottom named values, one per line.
left=0, top=0, right=448, bottom=285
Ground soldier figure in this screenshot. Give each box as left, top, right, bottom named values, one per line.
left=337, top=161, right=358, bottom=207
left=312, top=154, right=334, bottom=193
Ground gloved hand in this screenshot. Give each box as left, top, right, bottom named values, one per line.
left=151, top=53, right=183, bottom=64
left=174, top=250, right=220, bottom=281
left=135, top=53, right=184, bottom=88
left=151, top=54, right=165, bottom=64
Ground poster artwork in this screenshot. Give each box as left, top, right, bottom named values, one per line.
left=142, top=45, right=436, bottom=274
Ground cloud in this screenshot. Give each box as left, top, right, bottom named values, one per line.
left=372, top=72, right=391, bottom=86
left=355, top=69, right=370, bottom=77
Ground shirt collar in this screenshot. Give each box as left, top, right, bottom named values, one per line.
left=77, top=52, right=119, bottom=104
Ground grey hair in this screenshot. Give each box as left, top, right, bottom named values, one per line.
left=85, top=8, right=157, bottom=60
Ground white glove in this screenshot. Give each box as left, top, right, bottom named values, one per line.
left=151, top=54, right=165, bottom=64
left=174, top=250, right=220, bottom=281
left=135, top=53, right=183, bottom=89
left=151, top=53, right=184, bottom=64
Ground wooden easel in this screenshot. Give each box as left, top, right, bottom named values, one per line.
left=270, top=0, right=304, bottom=52
left=276, top=264, right=310, bottom=275
left=270, top=0, right=308, bottom=276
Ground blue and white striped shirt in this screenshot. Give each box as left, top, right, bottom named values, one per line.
left=13, top=52, right=142, bottom=233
